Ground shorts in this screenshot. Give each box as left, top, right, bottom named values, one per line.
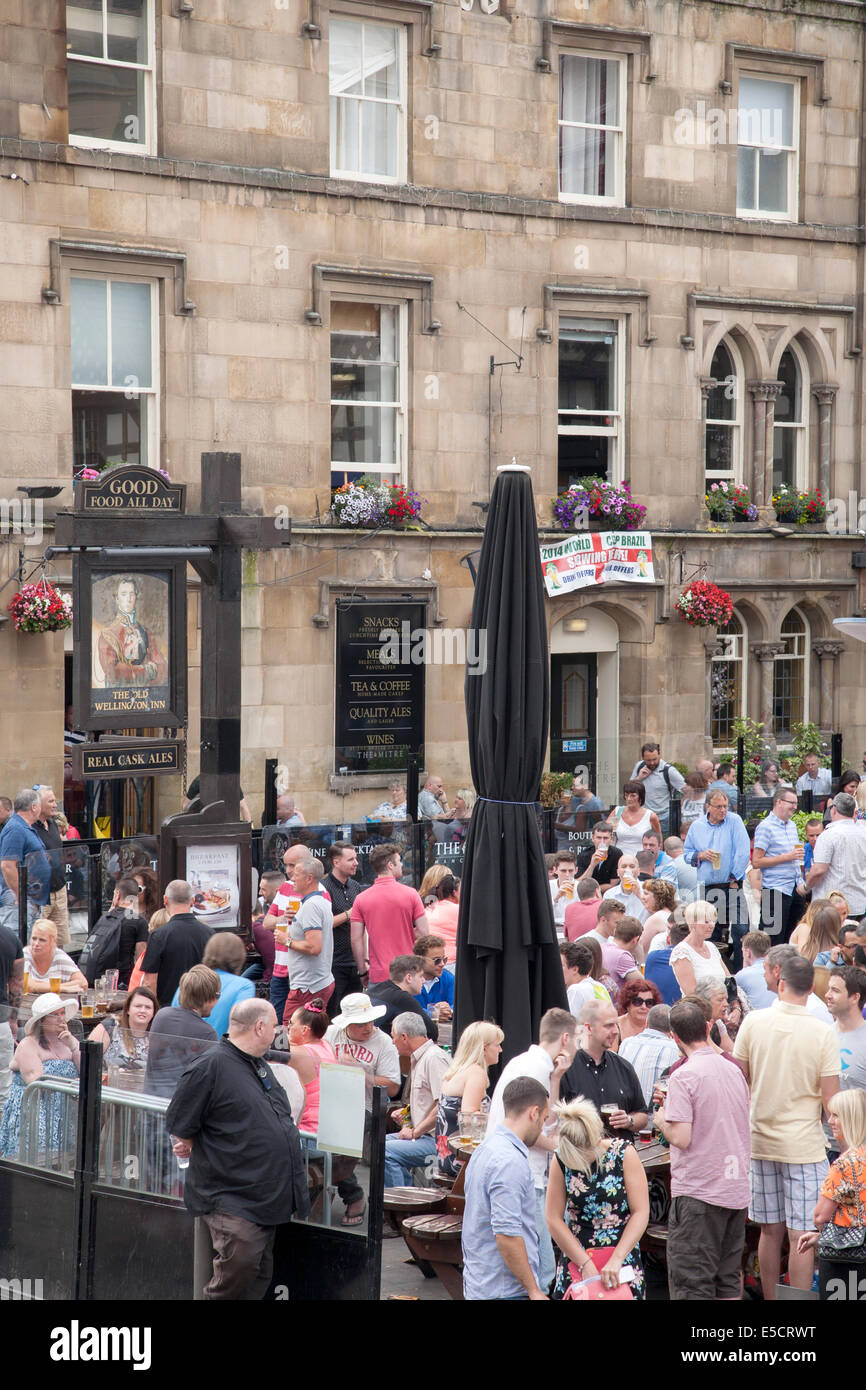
left=749, top=1158, right=829, bottom=1231
left=667, top=1196, right=747, bottom=1300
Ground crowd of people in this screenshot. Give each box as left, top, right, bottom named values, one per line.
left=4, top=743, right=866, bottom=1304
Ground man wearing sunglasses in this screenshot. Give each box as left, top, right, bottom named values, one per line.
left=166, top=997, right=309, bottom=1300
left=412, top=934, right=454, bottom=1022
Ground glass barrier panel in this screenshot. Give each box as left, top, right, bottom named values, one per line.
left=261, top=822, right=420, bottom=888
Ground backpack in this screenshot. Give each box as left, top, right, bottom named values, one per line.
left=77, top=908, right=126, bottom=986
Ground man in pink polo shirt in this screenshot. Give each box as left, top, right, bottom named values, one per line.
left=350, top=843, right=427, bottom=986
left=564, top=879, right=602, bottom=941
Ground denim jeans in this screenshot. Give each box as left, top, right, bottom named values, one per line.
left=383, top=1134, right=437, bottom=1188
left=269, top=975, right=289, bottom=1025
left=535, top=1186, right=556, bottom=1292
left=0, top=896, right=37, bottom=938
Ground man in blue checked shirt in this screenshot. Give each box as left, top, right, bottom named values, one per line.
left=751, top=788, right=807, bottom=944
left=682, top=788, right=751, bottom=972
left=462, top=1076, right=551, bottom=1300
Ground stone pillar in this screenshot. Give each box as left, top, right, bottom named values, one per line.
left=812, top=639, right=845, bottom=732
left=751, top=642, right=785, bottom=748
left=811, top=385, right=838, bottom=502
left=699, top=378, right=714, bottom=490
left=747, top=381, right=783, bottom=508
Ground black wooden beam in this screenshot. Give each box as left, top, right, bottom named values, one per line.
left=199, top=453, right=242, bottom=820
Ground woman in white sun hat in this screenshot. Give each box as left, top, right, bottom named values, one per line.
left=0, top=994, right=80, bottom=1158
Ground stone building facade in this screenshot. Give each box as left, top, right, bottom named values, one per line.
left=1, top=0, right=865, bottom=825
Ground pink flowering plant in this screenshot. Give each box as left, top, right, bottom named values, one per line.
left=553, top=477, right=646, bottom=530
left=675, top=580, right=734, bottom=628
left=75, top=461, right=172, bottom=482
left=705, top=482, right=758, bottom=521
left=8, top=581, right=72, bottom=634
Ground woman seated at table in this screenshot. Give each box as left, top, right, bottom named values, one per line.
left=435, top=1020, right=503, bottom=1178
left=617, top=978, right=663, bottom=1043
left=0, top=995, right=80, bottom=1158
left=546, top=1096, right=649, bottom=1300
left=690, top=978, right=738, bottom=1053
left=23, top=918, right=87, bottom=995
left=89, top=986, right=158, bottom=1074
left=286, top=998, right=337, bottom=1136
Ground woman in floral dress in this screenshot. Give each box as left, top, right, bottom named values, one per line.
left=546, top=1097, right=649, bottom=1299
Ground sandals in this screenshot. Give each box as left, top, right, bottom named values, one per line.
left=341, top=1199, right=366, bottom=1227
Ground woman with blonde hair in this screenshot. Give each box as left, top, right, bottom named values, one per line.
left=435, top=1020, right=503, bottom=1177
left=669, top=900, right=729, bottom=997
left=790, top=901, right=840, bottom=962
left=419, top=863, right=450, bottom=904
left=798, top=1089, right=866, bottom=1299
left=855, top=781, right=866, bottom=823
left=23, top=918, right=87, bottom=995
left=546, top=1096, right=649, bottom=1298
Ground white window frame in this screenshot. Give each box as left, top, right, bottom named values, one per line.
left=329, top=15, right=408, bottom=185
left=66, top=0, right=156, bottom=157
left=557, top=314, right=626, bottom=485
left=736, top=73, right=799, bottom=223
left=329, top=297, right=408, bottom=486
left=558, top=51, right=626, bottom=207
left=705, top=337, right=745, bottom=482
left=70, top=273, right=160, bottom=472
left=711, top=611, right=747, bottom=747
left=772, top=339, right=809, bottom=492
left=773, top=606, right=810, bottom=733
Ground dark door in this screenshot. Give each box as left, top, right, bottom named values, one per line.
left=550, top=653, right=597, bottom=784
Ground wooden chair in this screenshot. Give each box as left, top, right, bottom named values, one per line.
left=400, top=1212, right=465, bottom=1299
left=383, top=1185, right=445, bottom=1235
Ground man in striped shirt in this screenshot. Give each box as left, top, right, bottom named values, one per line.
left=752, top=788, right=807, bottom=944
left=619, top=1004, right=681, bottom=1107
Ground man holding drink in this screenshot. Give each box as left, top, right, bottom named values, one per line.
left=263, top=843, right=332, bottom=1027
left=575, top=821, right=623, bottom=888
left=682, top=790, right=751, bottom=971
left=752, top=788, right=807, bottom=943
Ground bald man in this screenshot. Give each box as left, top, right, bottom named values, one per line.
left=166, top=998, right=310, bottom=1300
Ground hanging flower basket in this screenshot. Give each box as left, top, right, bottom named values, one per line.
left=553, top=477, right=646, bottom=531
left=8, top=581, right=73, bottom=634
left=74, top=462, right=173, bottom=482
left=330, top=475, right=425, bottom=528
left=675, top=580, right=734, bottom=629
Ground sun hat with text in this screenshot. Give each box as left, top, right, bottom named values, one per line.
left=330, top=993, right=388, bottom=1028
left=24, top=993, right=78, bottom=1036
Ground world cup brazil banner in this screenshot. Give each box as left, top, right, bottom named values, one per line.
left=540, top=532, right=654, bottom=596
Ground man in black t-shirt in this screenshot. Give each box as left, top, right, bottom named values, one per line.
left=367, top=955, right=438, bottom=1042
left=141, top=880, right=213, bottom=1007
left=322, top=841, right=364, bottom=1016
left=575, top=821, right=623, bottom=888
left=561, top=999, right=647, bottom=1134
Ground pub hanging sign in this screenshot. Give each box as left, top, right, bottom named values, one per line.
left=73, top=553, right=188, bottom=732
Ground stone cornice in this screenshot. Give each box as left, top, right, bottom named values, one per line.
left=0, top=138, right=861, bottom=245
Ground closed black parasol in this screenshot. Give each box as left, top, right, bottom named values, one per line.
left=453, top=464, right=567, bottom=1065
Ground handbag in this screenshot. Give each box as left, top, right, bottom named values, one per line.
left=817, top=1155, right=866, bottom=1262
left=563, top=1248, right=635, bottom=1301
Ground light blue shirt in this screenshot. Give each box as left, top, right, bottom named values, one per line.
left=170, top=969, right=255, bottom=1038
left=669, top=856, right=699, bottom=902
left=652, top=851, right=679, bottom=886
left=462, top=1125, right=539, bottom=1300
left=682, top=809, right=751, bottom=884
left=753, top=812, right=804, bottom=894
left=735, top=961, right=776, bottom=1009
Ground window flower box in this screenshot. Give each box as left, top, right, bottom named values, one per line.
left=553, top=477, right=646, bottom=531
